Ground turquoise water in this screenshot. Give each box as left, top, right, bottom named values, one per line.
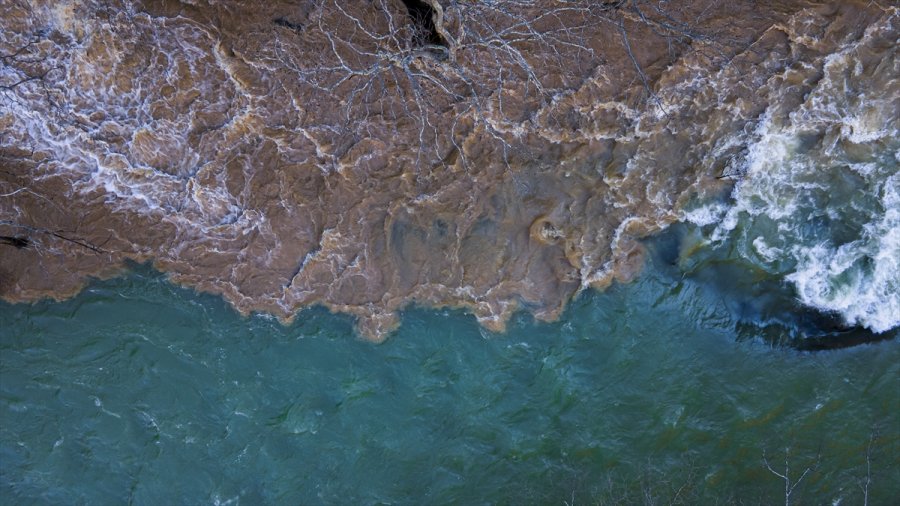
left=2, top=232, right=897, bottom=505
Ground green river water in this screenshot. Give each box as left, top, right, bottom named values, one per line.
left=2, top=1, right=899, bottom=504
left=2, top=227, right=898, bottom=505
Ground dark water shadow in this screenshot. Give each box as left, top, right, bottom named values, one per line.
left=642, top=224, right=898, bottom=350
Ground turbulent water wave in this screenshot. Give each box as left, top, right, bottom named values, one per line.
left=700, top=11, right=900, bottom=334
left=1, top=0, right=897, bottom=341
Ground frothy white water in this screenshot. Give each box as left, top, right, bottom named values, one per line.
left=681, top=201, right=729, bottom=227
left=785, top=174, right=899, bottom=333
left=707, top=11, right=900, bottom=333
left=1, top=4, right=258, bottom=233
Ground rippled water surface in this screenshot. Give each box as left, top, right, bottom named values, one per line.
left=3, top=3, right=898, bottom=504
left=2, top=237, right=897, bottom=505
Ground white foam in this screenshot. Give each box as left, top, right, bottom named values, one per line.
left=702, top=11, right=900, bottom=333
left=787, top=217, right=899, bottom=334
left=681, top=201, right=729, bottom=227
left=751, top=237, right=782, bottom=263
left=842, top=115, right=891, bottom=144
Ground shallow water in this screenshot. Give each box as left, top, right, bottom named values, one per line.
left=6, top=2, right=896, bottom=341
left=2, top=233, right=897, bottom=505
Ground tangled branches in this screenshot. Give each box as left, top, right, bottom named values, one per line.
left=260, top=0, right=726, bottom=172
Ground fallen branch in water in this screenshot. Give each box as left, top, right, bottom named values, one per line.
left=0, top=220, right=108, bottom=254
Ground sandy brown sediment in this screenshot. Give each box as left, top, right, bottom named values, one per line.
left=1, top=0, right=894, bottom=340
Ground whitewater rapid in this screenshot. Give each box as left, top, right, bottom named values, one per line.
left=696, top=11, right=899, bottom=333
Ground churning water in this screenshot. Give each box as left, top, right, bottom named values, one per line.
left=2, top=2, right=899, bottom=504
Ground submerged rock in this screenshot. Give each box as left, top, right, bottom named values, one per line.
left=0, top=0, right=895, bottom=340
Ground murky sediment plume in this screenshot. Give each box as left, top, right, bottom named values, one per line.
left=1, top=0, right=897, bottom=342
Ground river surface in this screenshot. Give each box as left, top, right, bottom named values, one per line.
left=2, top=2, right=899, bottom=504
left=2, top=230, right=897, bottom=505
